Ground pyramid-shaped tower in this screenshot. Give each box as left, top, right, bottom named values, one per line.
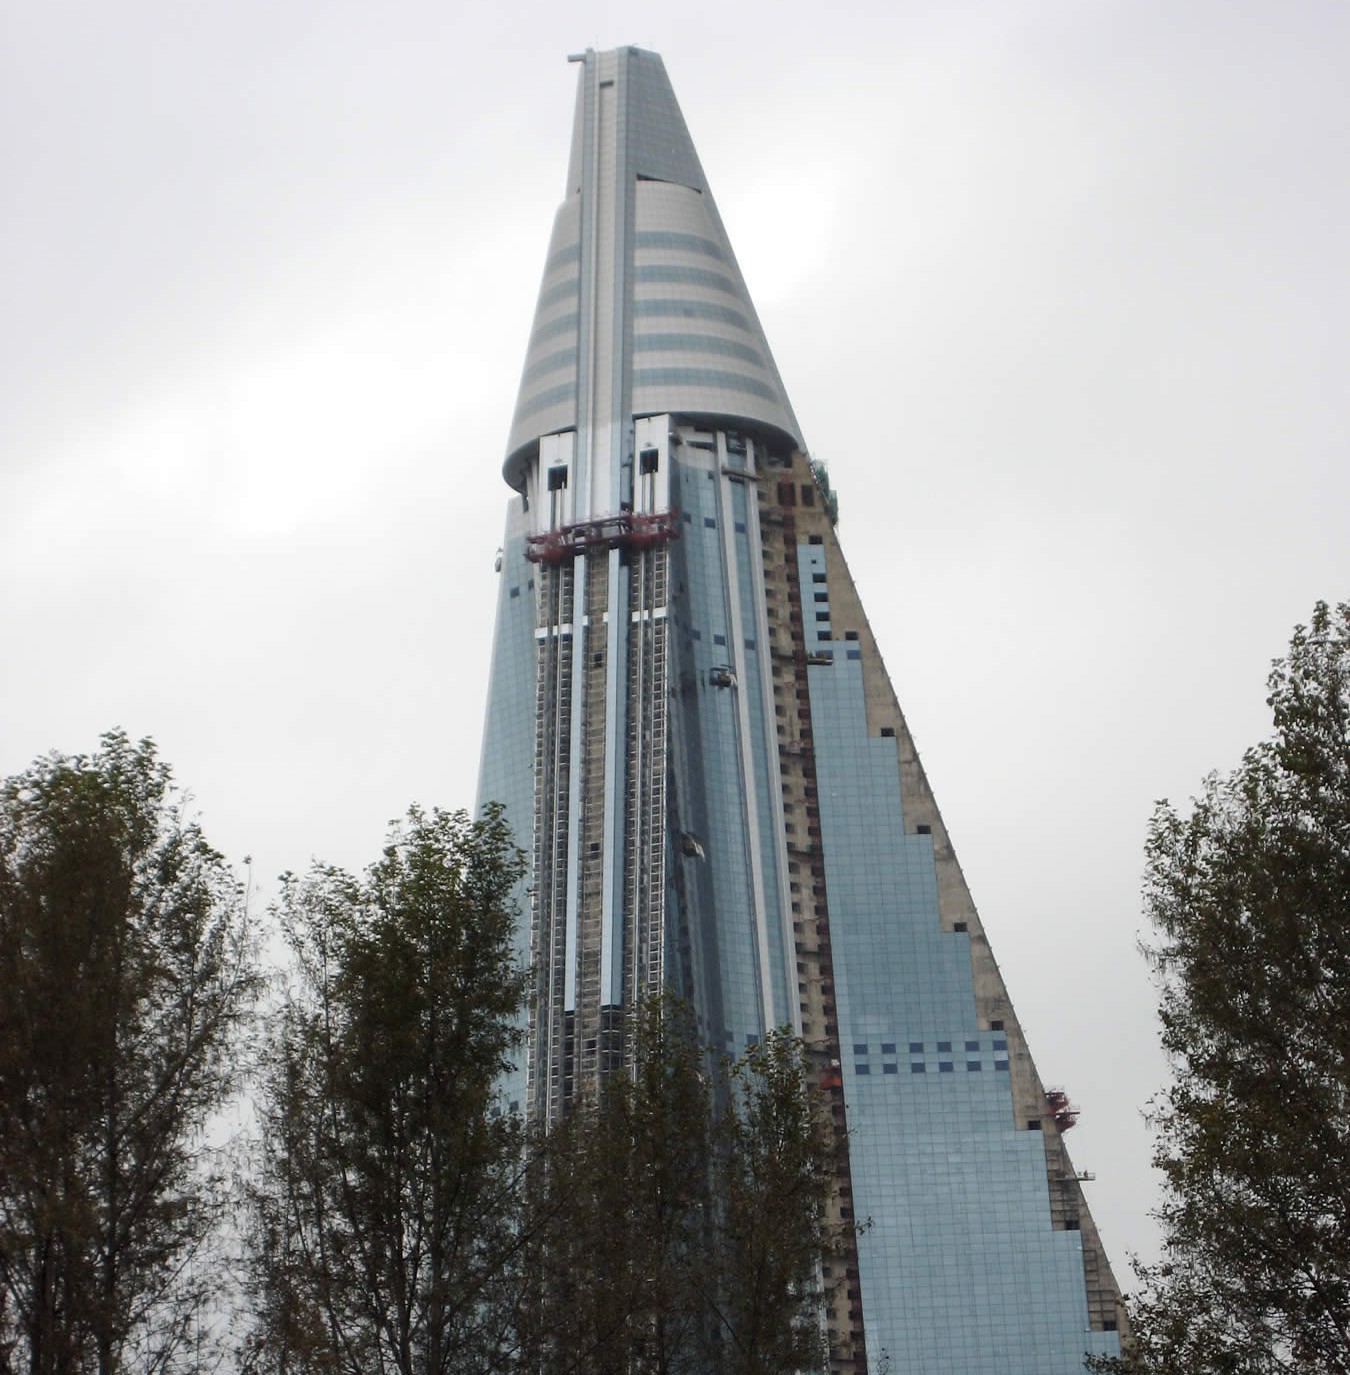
left=478, top=46, right=1125, bottom=1373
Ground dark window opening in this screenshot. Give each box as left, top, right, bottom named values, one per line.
left=808, top=534, right=824, bottom=545
left=880, top=727, right=895, bottom=738
left=954, top=922, right=968, bottom=932
left=639, top=446, right=659, bottom=474
left=991, top=1019, right=1005, bottom=1031
left=800, top=484, right=815, bottom=505
left=547, top=465, right=568, bottom=491
left=916, top=823, right=931, bottom=835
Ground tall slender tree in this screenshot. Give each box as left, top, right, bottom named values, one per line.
left=521, top=1004, right=837, bottom=1375
left=0, top=732, right=260, bottom=1375
left=245, top=806, right=527, bottom=1375
left=1098, top=601, right=1350, bottom=1374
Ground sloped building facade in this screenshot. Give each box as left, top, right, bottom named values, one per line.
left=478, top=45, right=1124, bottom=1373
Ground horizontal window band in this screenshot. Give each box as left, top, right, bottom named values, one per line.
left=544, top=243, right=581, bottom=274
left=634, top=333, right=763, bottom=367
left=522, top=347, right=578, bottom=384
left=634, top=230, right=722, bottom=259
left=633, top=298, right=750, bottom=330
left=633, top=367, right=778, bottom=402
left=529, top=312, right=579, bottom=348
left=537, top=277, right=579, bottom=309
left=514, top=381, right=576, bottom=420
left=634, top=264, right=738, bottom=294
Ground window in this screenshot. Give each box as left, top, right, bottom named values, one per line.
left=881, top=1042, right=896, bottom=1054
left=954, top=922, right=968, bottom=932
left=880, top=726, right=895, bottom=738
left=909, top=1042, right=924, bottom=1053
left=965, top=1041, right=979, bottom=1051
left=547, top=465, right=568, bottom=490
left=639, top=446, right=659, bottom=474
left=937, top=1041, right=951, bottom=1052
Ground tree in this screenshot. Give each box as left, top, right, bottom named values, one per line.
left=705, top=1030, right=836, bottom=1375
left=0, top=731, right=260, bottom=1375
left=244, top=805, right=528, bottom=1375
left=1100, top=601, right=1350, bottom=1374
left=521, top=1003, right=837, bottom=1375
left=518, top=1001, right=715, bottom=1375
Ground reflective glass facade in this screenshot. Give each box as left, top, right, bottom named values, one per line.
left=477, top=45, right=1124, bottom=1373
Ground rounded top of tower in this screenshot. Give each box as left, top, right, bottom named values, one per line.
left=502, top=47, right=804, bottom=491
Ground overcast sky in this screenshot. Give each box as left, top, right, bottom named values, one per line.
left=4, top=0, right=1347, bottom=1279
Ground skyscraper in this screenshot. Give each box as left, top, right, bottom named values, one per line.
left=478, top=46, right=1125, bottom=1373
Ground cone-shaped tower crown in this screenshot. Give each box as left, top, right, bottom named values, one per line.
left=503, top=46, right=803, bottom=491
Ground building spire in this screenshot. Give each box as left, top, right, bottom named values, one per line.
left=504, top=46, right=802, bottom=492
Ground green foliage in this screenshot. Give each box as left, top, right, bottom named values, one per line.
left=245, top=805, right=527, bottom=1375
left=523, top=1002, right=836, bottom=1375
left=0, top=731, right=260, bottom=1375
left=709, top=1031, right=836, bottom=1375
left=808, top=459, right=839, bottom=527
left=1097, top=602, right=1350, bottom=1375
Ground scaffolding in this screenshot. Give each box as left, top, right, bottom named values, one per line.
left=525, top=509, right=680, bottom=564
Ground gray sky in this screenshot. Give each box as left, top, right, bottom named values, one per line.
left=4, top=0, right=1347, bottom=1280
